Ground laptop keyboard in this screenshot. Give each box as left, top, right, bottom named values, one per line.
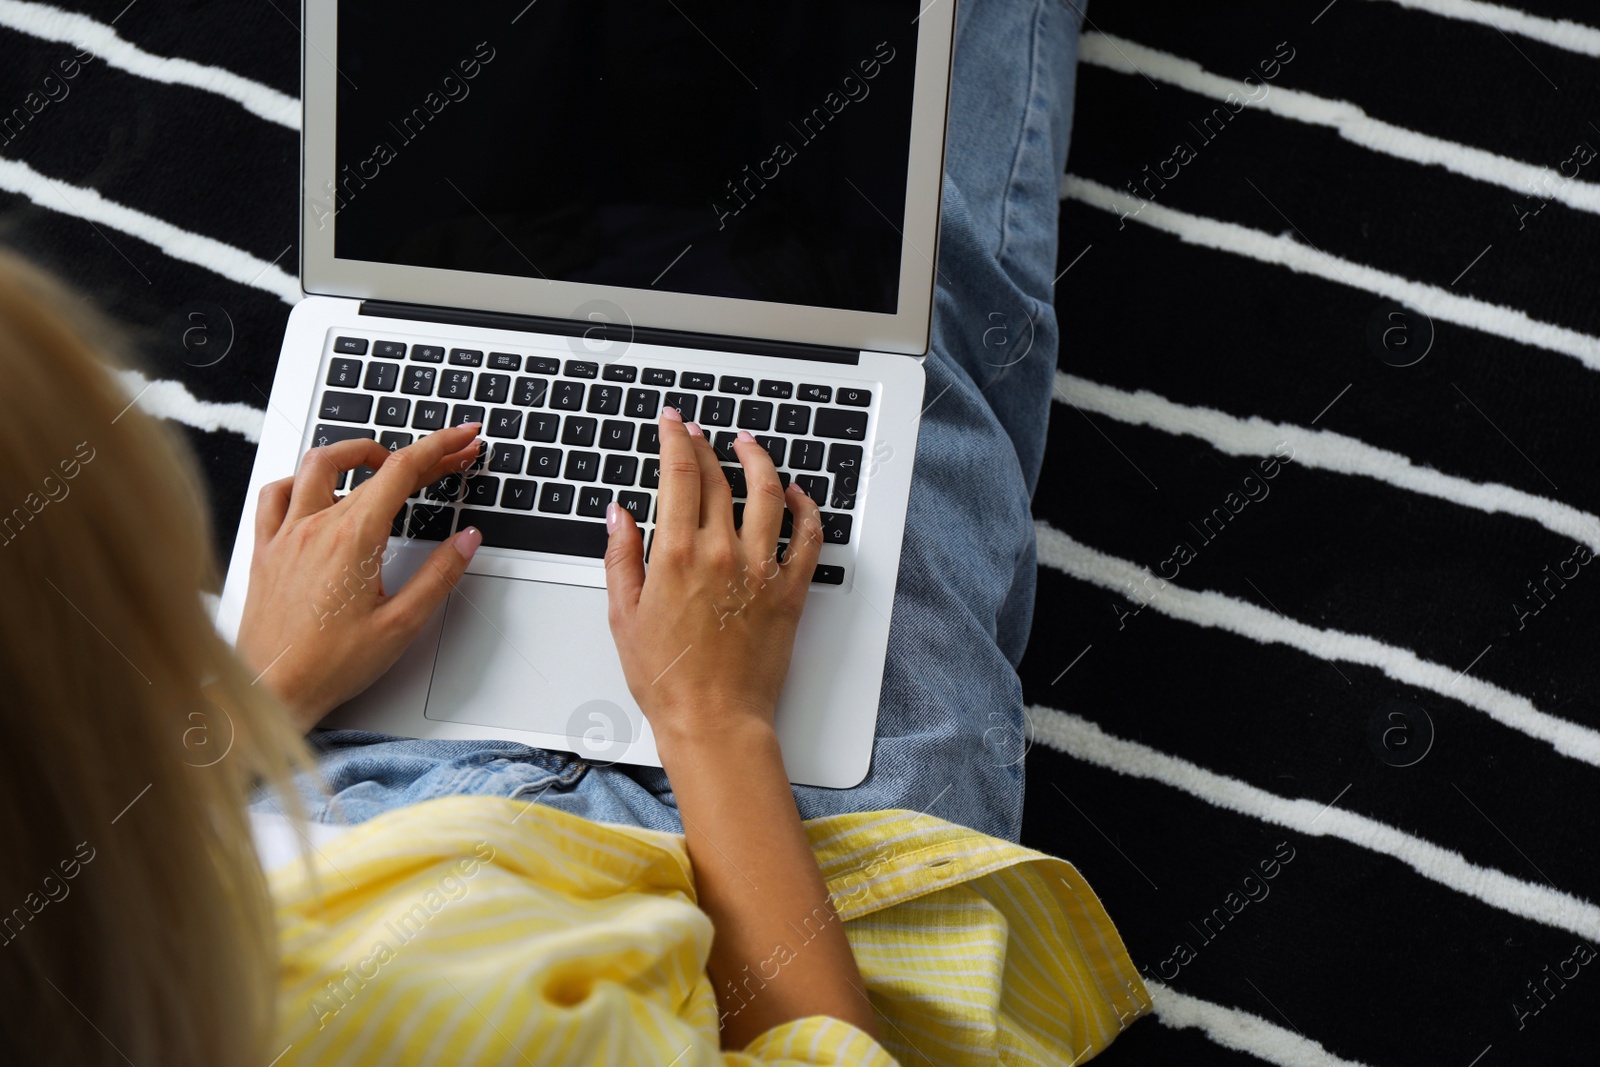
left=310, top=334, right=876, bottom=585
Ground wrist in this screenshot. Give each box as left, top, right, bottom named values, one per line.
left=652, top=710, right=781, bottom=771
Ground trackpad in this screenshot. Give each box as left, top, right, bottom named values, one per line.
left=424, top=575, right=646, bottom=759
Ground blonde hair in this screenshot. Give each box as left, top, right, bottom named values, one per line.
left=0, top=250, right=310, bottom=1065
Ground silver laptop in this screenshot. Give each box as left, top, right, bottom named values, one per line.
left=216, top=0, right=956, bottom=788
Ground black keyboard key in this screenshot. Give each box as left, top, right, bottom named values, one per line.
left=488, top=352, right=521, bottom=371
left=375, top=340, right=407, bottom=359
left=450, top=404, right=485, bottom=428
left=449, top=348, right=484, bottom=367
left=487, top=408, right=522, bottom=439
left=524, top=412, right=560, bottom=443
left=475, top=373, right=510, bottom=404
left=701, top=396, right=735, bottom=427
left=663, top=392, right=697, bottom=422
left=814, top=407, right=868, bottom=440
left=459, top=508, right=607, bottom=557
left=722, top=465, right=747, bottom=498
left=712, top=432, right=738, bottom=462
left=440, top=370, right=474, bottom=400
left=827, top=442, right=863, bottom=476
left=838, top=387, right=872, bottom=407
left=599, top=420, right=635, bottom=451
left=364, top=361, right=400, bottom=392
left=467, top=440, right=487, bottom=472
left=489, top=443, right=525, bottom=473
left=586, top=384, right=623, bottom=415
left=513, top=377, right=548, bottom=407
left=797, top=383, right=831, bottom=403
left=565, top=360, right=599, bottom=379
left=390, top=503, right=407, bottom=537
left=326, top=357, right=362, bottom=387
left=602, top=364, right=637, bottom=382
left=350, top=466, right=378, bottom=489
left=526, top=447, right=562, bottom=476
left=538, top=482, right=575, bottom=514
left=789, top=439, right=825, bottom=471
left=754, top=435, right=786, bottom=467
left=379, top=431, right=413, bottom=453
left=641, top=458, right=661, bottom=489
left=375, top=397, right=411, bottom=427
left=561, top=416, right=598, bottom=447
left=811, top=565, right=845, bottom=585
left=638, top=424, right=661, bottom=454
left=551, top=381, right=584, bottom=410
left=736, top=400, right=773, bottom=431
left=334, top=336, right=368, bottom=355
left=603, top=455, right=639, bottom=485
left=776, top=404, right=810, bottom=435
left=719, top=375, right=753, bottom=395
left=758, top=379, right=793, bottom=398
left=681, top=372, right=715, bottom=390
left=425, top=474, right=466, bottom=502
left=564, top=451, right=600, bottom=482
left=643, top=367, right=675, bottom=386
left=820, top=511, right=853, bottom=545
left=617, top=491, right=650, bottom=523
left=319, top=391, right=372, bottom=423
left=403, top=366, right=437, bottom=395
left=576, top=486, right=613, bottom=517
left=413, top=401, right=447, bottom=430
left=831, top=482, right=857, bottom=510
left=411, top=345, right=445, bottom=363
left=465, top=475, right=500, bottom=507
left=408, top=502, right=455, bottom=540
left=500, top=479, right=537, bottom=510
left=794, top=474, right=827, bottom=506
left=625, top=388, right=660, bottom=419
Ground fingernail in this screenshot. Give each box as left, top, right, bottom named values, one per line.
left=462, top=422, right=483, bottom=431
left=453, top=526, right=482, bottom=561
left=685, top=421, right=704, bottom=438
left=661, top=407, right=683, bottom=422
left=605, top=501, right=620, bottom=533
left=736, top=430, right=756, bottom=444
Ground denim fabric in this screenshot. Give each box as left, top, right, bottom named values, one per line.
left=263, top=0, right=1084, bottom=843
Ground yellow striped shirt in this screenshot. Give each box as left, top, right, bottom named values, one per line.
left=268, top=796, right=1147, bottom=1065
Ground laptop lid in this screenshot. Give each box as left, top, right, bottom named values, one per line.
left=300, top=0, right=956, bottom=355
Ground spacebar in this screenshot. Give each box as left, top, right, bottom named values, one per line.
left=457, top=509, right=609, bottom=559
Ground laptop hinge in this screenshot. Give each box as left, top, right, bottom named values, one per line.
left=358, top=301, right=862, bottom=366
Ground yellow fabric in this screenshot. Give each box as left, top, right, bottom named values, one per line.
left=268, top=796, right=1148, bottom=1065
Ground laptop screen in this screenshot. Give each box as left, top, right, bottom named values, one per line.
left=332, top=1, right=921, bottom=318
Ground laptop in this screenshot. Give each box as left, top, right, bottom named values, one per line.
left=216, top=0, right=956, bottom=788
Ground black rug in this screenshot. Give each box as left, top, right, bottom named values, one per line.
left=3, top=1, right=1596, bottom=1064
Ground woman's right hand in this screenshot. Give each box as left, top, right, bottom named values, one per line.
left=602, top=407, right=824, bottom=750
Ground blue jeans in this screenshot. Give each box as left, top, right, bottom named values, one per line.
left=270, top=0, right=1083, bottom=843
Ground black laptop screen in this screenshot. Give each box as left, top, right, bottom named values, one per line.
left=331, top=1, right=921, bottom=316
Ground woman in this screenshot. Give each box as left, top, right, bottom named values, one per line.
left=1, top=1, right=1144, bottom=1063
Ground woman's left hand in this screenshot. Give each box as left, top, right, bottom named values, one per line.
left=236, top=422, right=485, bottom=732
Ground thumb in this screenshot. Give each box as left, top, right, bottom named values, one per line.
left=386, top=526, right=481, bottom=631
left=602, top=503, right=645, bottom=627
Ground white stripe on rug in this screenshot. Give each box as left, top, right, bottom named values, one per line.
left=1143, top=981, right=1374, bottom=1067
left=114, top=368, right=265, bottom=443
left=0, top=0, right=298, bottom=129
left=0, top=156, right=300, bottom=305
left=1062, top=175, right=1600, bottom=372
left=1026, top=704, right=1600, bottom=940
left=1080, top=32, right=1600, bottom=216
left=1033, top=521, right=1600, bottom=767
left=1371, top=0, right=1600, bottom=58
left=1054, top=372, right=1600, bottom=552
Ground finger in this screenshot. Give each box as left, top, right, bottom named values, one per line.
left=602, top=502, right=646, bottom=629
left=287, top=439, right=393, bottom=523
left=780, top=482, right=825, bottom=591
left=254, top=476, right=294, bottom=549
left=655, top=407, right=702, bottom=539
left=732, top=430, right=784, bottom=551
left=684, top=422, right=733, bottom=531
left=382, top=526, right=481, bottom=633
left=359, top=423, right=482, bottom=522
